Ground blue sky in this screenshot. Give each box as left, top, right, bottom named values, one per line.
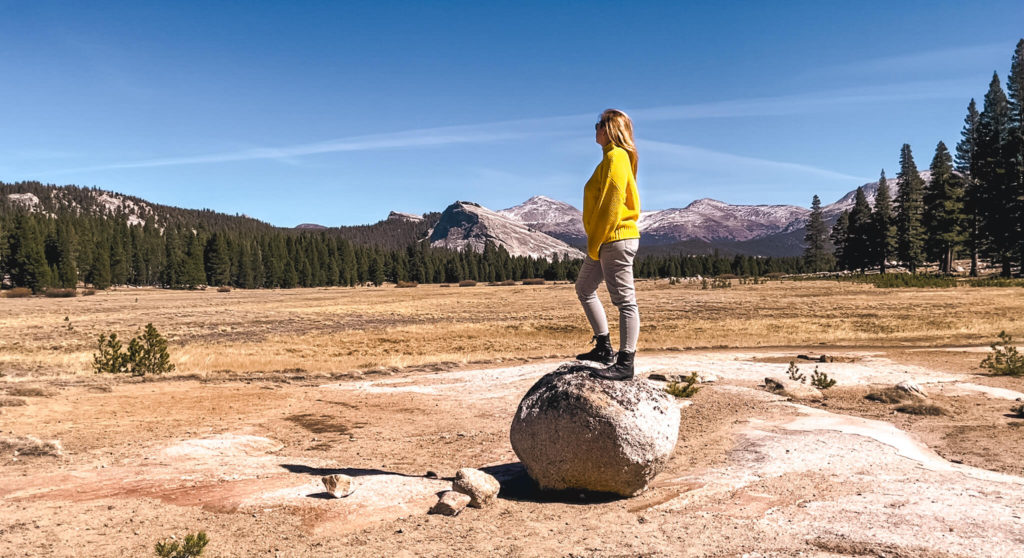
left=2, top=1, right=1022, bottom=226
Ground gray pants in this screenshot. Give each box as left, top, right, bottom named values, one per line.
left=575, top=238, right=640, bottom=353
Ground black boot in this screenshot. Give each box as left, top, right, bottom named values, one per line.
left=576, top=334, right=615, bottom=365
left=592, top=351, right=634, bottom=381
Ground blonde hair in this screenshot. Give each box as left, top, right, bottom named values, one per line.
left=598, top=108, right=638, bottom=178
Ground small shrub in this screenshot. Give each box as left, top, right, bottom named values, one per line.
left=765, top=272, right=785, bottom=281
left=0, top=435, right=62, bottom=457
left=665, top=372, right=701, bottom=398
left=980, top=331, right=1024, bottom=377
left=0, top=396, right=27, bottom=407
left=4, top=287, right=32, bottom=298
left=787, top=361, right=806, bottom=383
left=127, top=324, right=176, bottom=376
left=44, top=288, right=76, bottom=298
left=216, top=286, right=231, bottom=293
left=1010, top=404, right=1024, bottom=418
left=155, top=531, right=209, bottom=558
left=895, top=403, right=947, bottom=416
left=711, top=277, right=731, bottom=289
left=700, top=278, right=710, bottom=290
left=458, top=280, right=477, bottom=287
left=93, top=333, right=130, bottom=375
left=866, top=388, right=912, bottom=404
left=93, top=324, right=175, bottom=377
left=396, top=281, right=419, bottom=288
left=522, top=278, right=545, bottom=285
left=81, top=289, right=96, bottom=296
left=488, top=279, right=516, bottom=286
left=810, top=367, right=836, bottom=389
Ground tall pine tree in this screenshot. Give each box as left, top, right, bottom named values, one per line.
left=955, top=99, right=982, bottom=276
left=847, top=187, right=874, bottom=272
left=976, top=73, right=1014, bottom=276
left=895, top=144, right=926, bottom=273
left=922, top=142, right=965, bottom=274
left=1007, top=39, right=1024, bottom=275
left=871, top=169, right=897, bottom=273
left=803, top=195, right=830, bottom=272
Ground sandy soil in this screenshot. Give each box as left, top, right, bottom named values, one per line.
left=3, top=344, right=1024, bottom=557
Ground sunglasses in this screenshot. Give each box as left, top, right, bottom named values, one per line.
left=594, top=121, right=605, bottom=130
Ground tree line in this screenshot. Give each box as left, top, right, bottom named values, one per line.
left=0, top=207, right=809, bottom=292
left=806, top=39, right=1024, bottom=277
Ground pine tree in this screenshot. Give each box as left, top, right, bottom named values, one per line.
left=204, top=232, right=231, bottom=286
left=923, top=141, right=966, bottom=274
left=183, top=232, right=206, bottom=288
left=895, top=144, right=926, bottom=273
left=870, top=170, right=897, bottom=273
left=56, top=222, right=78, bottom=288
left=1007, top=39, right=1024, bottom=275
left=847, top=187, right=874, bottom=272
left=830, top=211, right=851, bottom=271
left=803, top=195, right=830, bottom=272
left=977, top=73, right=1014, bottom=276
left=8, top=215, right=51, bottom=292
left=955, top=99, right=982, bottom=276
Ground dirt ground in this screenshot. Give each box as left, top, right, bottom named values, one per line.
left=2, top=281, right=1024, bottom=556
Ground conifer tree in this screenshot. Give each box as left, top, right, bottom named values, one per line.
left=923, top=142, right=965, bottom=273
left=89, top=236, right=111, bottom=290
left=204, top=232, right=231, bottom=286
left=847, top=187, right=874, bottom=272
left=56, top=222, right=78, bottom=288
left=8, top=215, right=50, bottom=292
left=977, top=73, right=1014, bottom=276
left=1007, top=39, right=1024, bottom=275
left=955, top=99, right=982, bottom=276
left=871, top=170, right=897, bottom=273
left=830, top=211, right=851, bottom=271
left=183, top=233, right=206, bottom=288
left=895, top=144, right=926, bottom=273
left=803, top=195, right=830, bottom=272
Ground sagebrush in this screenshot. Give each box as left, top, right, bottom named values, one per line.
left=154, top=531, right=209, bottom=558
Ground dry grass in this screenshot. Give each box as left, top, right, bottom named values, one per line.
left=0, top=435, right=63, bottom=457
left=0, top=396, right=28, bottom=407
left=0, top=280, right=1023, bottom=377
left=866, top=388, right=914, bottom=404
left=895, top=403, right=948, bottom=416
left=4, top=385, right=54, bottom=397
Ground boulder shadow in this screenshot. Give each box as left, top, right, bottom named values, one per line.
left=280, top=464, right=426, bottom=479
left=481, top=462, right=626, bottom=505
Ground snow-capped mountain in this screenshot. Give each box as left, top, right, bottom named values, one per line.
left=823, top=171, right=930, bottom=218
left=429, top=201, right=585, bottom=260
left=638, top=199, right=808, bottom=243
left=498, top=195, right=585, bottom=245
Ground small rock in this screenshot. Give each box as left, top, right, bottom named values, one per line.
left=764, top=377, right=823, bottom=400
left=452, top=468, right=500, bottom=508
left=895, top=380, right=927, bottom=399
left=321, top=474, right=355, bottom=498
left=429, top=490, right=470, bottom=516
left=425, top=470, right=439, bottom=479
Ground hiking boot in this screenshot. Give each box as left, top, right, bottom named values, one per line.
left=576, top=334, right=615, bottom=365
left=592, top=351, right=635, bottom=381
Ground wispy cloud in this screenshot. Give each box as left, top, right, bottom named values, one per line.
left=45, top=81, right=965, bottom=175
left=640, top=139, right=869, bottom=183
left=826, top=42, right=1015, bottom=77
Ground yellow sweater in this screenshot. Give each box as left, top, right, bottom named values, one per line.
left=583, top=143, right=641, bottom=260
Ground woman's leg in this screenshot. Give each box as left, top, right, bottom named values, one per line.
left=600, top=238, right=640, bottom=353
left=575, top=257, right=608, bottom=337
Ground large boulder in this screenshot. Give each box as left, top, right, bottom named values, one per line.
left=509, top=365, right=680, bottom=497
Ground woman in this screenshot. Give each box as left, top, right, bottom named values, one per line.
left=575, top=109, right=641, bottom=380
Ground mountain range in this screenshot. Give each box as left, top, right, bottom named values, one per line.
left=3, top=174, right=920, bottom=259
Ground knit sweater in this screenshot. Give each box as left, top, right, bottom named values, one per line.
left=582, top=142, right=641, bottom=260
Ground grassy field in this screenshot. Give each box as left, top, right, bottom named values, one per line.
left=2, top=279, right=1023, bottom=377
